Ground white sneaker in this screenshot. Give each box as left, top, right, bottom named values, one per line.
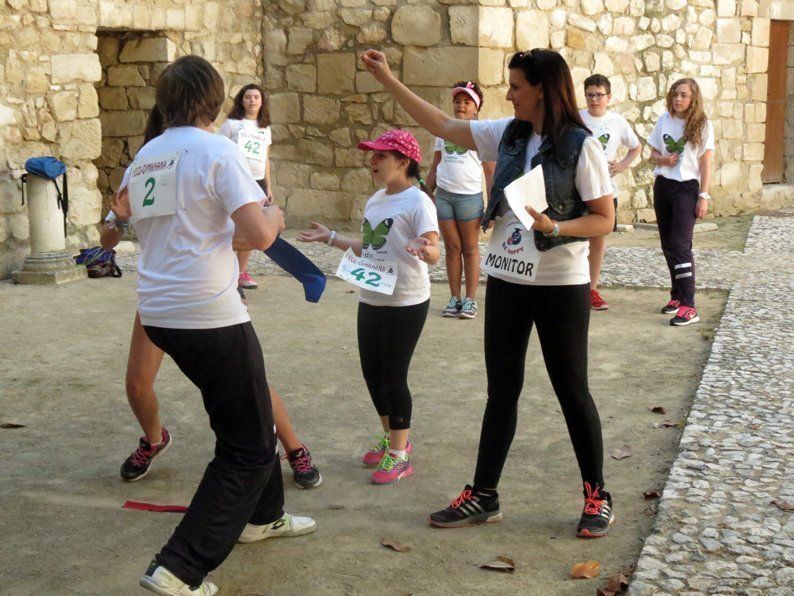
left=238, top=512, right=317, bottom=544
left=139, top=564, right=218, bottom=596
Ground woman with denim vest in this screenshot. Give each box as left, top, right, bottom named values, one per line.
left=362, top=48, right=617, bottom=538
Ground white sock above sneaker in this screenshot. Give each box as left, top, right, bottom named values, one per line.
left=390, top=449, right=407, bottom=460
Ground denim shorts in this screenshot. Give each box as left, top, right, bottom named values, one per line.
left=435, top=187, right=484, bottom=221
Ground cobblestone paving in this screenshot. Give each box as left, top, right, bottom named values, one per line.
left=629, top=216, right=794, bottom=595
left=115, top=216, right=793, bottom=594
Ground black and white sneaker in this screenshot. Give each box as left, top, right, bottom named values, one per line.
left=576, top=482, right=614, bottom=538
left=120, top=427, right=172, bottom=482
left=429, top=484, right=502, bottom=528
left=139, top=560, right=218, bottom=595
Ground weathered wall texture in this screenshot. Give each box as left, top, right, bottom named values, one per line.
left=787, top=21, right=794, bottom=183
left=0, top=0, right=263, bottom=278
left=264, top=0, right=794, bottom=226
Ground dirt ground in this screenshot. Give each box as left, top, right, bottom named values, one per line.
left=0, top=270, right=726, bottom=595
left=609, top=214, right=753, bottom=250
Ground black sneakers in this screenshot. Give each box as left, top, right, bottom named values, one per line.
left=576, top=482, right=614, bottom=538
left=287, top=444, right=322, bottom=489
left=428, top=484, right=502, bottom=528
left=120, top=427, right=172, bottom=481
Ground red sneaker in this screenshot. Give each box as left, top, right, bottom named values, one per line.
left=670, top=305, right=700, bottom=326
left=590, top=289, right=608, bottom=310
left=238, top=271, right=258, bottom=289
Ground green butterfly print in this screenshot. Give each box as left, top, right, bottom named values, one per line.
left=597, top=133, right=611, bottom=151
left=362, top=218, right=393, bottom=250
left=443, top=140, right=467, bottom=155
left=662, top=133, right=686, bottom=155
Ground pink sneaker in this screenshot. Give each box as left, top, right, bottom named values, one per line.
left=371, top=452, right=413, bottom=485
left=670, top=305, right=700, bottom=326
left=362, top=435, right=413, bottom=467
left=238, top=271, right=258, bottom=289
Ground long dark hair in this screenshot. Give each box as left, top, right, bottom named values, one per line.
left=506, top=49, right=589, bottom=149
left=228, top=83, right=270, bottom=127
left=143, top=106, right=164, bottom=144
left=388, top=150, right=433, bottom=197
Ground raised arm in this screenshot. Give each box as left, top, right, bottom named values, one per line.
left=361, top=49, right=476, bottom=151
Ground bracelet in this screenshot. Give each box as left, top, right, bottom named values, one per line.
left=698, top=192, right=711, bottom=200
left=327, top=230, right=337, bottom=246
left=543, top=222, right=560, bottom=238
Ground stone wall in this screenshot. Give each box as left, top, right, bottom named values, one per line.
left=786, top=21, right=794, bottom=183
left=264, top=0, right=794, bottom=226
left=0, top=0, right=264, bottom=278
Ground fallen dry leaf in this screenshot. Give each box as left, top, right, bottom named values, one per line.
left=649, top=406, right=667, bottom=415
left=380, top=537, right=411, bottom=552
left=596, top=570, right=631, bottom=595
left=770, top=499, right=793, bottom=511
left=643, top=489, right=661, bottom=499
left=0, top=418, right=25, bottom=429
left=610, top=445, right=632, bottom=460
left=478, top=556, right=515, bottom=573
left=571, top=560, right=601, bottom=579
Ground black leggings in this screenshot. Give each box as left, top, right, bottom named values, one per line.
left=473, top=276, right=604, bottom=489
left=357, top=300, right=429, bottom=430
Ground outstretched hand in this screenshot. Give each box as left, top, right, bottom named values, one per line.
left=111, top=187, right=131, bottom=222
left=526, top=207, right=554, bottom=234
left=296, top=221, right=331, bottom=244
left=361, top=49, right=393, bottom=84
left=406, top=236, right=432, bottom=261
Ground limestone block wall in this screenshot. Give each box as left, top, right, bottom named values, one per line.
left=787, top=22, right=794, bottom=183
left=0, top=0, right=264, bottom=279
left=264, top=0, right=793, bottom=226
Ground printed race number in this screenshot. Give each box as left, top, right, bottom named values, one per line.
left=238, top=129, right=267, bottom=161
left=336, top=249, right=397, bottom=295
left=128, top=152, right=180, bottom=223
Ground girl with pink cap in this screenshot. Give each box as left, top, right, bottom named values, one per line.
left=427, top=81, right=495, bottom=320
left=297, top=129, right=440, bottom=485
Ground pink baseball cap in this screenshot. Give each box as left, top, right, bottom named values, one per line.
left=451, top=81, right=481, bottom=108
left=357, top=129, right=422, bottom=163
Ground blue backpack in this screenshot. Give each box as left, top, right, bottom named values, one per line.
left=22, top=157, right=69, bottom=234
left=74, top=246, right=122, bottom=278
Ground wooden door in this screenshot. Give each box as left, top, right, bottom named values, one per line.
left=762, top=20, right=790, bottom=184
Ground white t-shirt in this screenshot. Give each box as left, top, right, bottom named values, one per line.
left=123, top=126, right=266, bottom=329
left=470, top=117, right=613, bottom=286
left=433, top=136, right=484, bottom=195
left=647, top=112, right=714, bottom=183
left=579, top=109, right=640, bottom=192
left=358, top=186, right=439, bottom=307
left=218, top=118, right=272, bottom=181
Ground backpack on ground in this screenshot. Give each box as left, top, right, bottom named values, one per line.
left=74, top=247, right=122, bottom=278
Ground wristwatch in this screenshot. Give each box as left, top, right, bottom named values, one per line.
left=698, top=192, right=711, bottom=200
left=543, top=221, right=560, bottom=238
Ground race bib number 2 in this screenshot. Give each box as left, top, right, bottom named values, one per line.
left=336, top=248, right=398, bottom=295
left=128, top=152, right=181, bottom=223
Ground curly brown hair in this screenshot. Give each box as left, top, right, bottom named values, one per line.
left=666, top=78, right=708, bottom=147
left=228, top=84, right=270, bottom=128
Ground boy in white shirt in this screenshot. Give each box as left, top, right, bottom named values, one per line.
left=579, top=74, right=642, bottom=310
left=111, top=56, right=315, bottom=596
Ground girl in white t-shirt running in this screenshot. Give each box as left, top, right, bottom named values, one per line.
left=106, top=56, right=316, bottom=595
left=297, top=129, right=440, bottom=486
left=218, top=84, right=273, bottom=291
left=647, top=78, right=714, bottom=327
left=427, top=81, right=495, bottom=320
left=362, top=48, right=616, bottom=538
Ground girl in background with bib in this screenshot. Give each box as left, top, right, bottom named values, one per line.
left=297, top=130, right=440, bottom=485
left=218, top=84, right=273, bottom=291
left=102, top=108, right=322, bottom=492
left=362, top=48, right=617, bottom=537
left=427, top=81, right=495, bottom=320
left=647, top=78, right=714, bottom=327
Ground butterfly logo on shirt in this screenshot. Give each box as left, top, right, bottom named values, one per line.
left=362, top=218, right=394, bottom=250
left=444, top=140, right=467, bottom=155
left=663, top=134, right=686, bottom=155
left=597, top=133, right=610, bottom=151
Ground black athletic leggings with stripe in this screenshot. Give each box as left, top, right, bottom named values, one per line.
left=357, top=300, right=429, bottom=430
left=473, top=276, right=604, bottom=490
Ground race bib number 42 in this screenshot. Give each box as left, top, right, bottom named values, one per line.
left=128, top=152, right=181, bottom=223
left=336, top=248, right=398, bottom=295
left=238, top=129, right=267, bottom=161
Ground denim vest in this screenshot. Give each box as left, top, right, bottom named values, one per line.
left=482, top=120, right=589, bottom=252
